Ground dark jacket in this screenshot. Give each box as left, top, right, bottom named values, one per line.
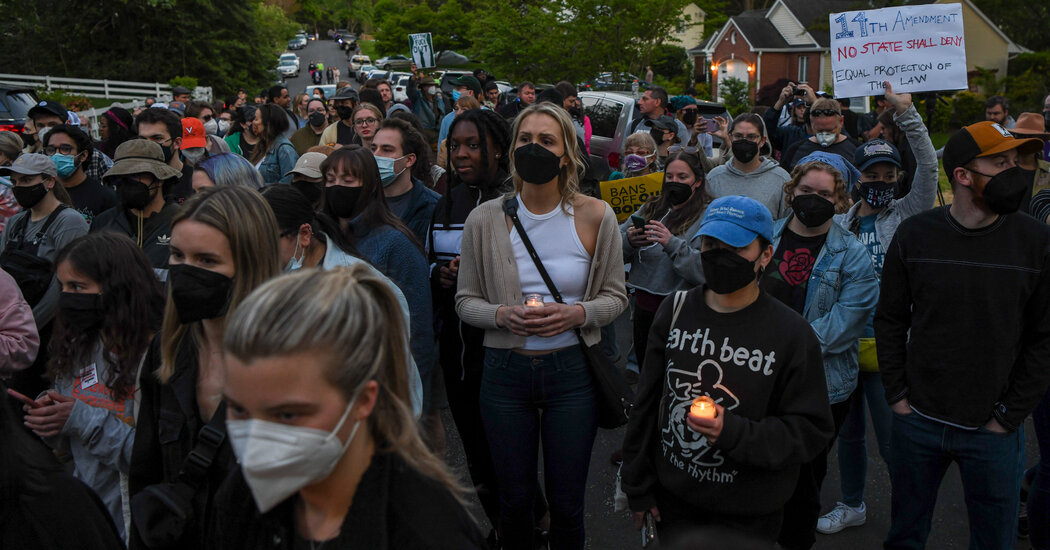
left=391, top=178, right=441, bottom=246
left=128, top=338, right=235, bottom=550
left=3, top=472, right=124, bottom=550
left=207, top=451, right=487, bottom=550
left=428, top=172, right=510, bottom=382
left=90, top=203, right=178, bottom=272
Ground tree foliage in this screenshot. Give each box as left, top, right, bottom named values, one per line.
left=373, top=0, right=472, bottom=56
left=719, top=76, right=751, bottom=116
left=0, top=0, right=298, bottom=98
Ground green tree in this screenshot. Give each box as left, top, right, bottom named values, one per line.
left=373, top=0, right=472, bottom=56
left=719, top=76, right=751, bottom=116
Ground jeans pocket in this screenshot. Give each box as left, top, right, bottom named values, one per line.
left=483, top=347, right=511, bottom=371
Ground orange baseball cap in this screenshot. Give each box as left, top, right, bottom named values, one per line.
left=181, top=117, right=207, bottom=149
left=943, top=121, right=1043, bottom=182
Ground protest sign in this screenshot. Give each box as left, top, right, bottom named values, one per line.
left=829, top=3, right=966, bottom=97
left=600, top=172, right=664, bottom=221
left=409, top=33, right=435, bottom=68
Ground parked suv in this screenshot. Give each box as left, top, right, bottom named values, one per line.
left=579, top=91, right=730, bottom=178
left=0, top=86, right=39, bottom=135
left=375, top=55, right=412, bottom=71
left=348, top=55, right=372, bottom=77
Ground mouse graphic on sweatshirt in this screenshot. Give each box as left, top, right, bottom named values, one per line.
left=662, top=359, right=740, bottom=467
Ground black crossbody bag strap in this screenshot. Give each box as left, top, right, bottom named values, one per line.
left=177, top=401, right=227, bottom=488
left=504, top=199, right=572, bottom=318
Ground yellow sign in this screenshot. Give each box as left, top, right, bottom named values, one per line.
left=600, top=172, right=664, bottom=222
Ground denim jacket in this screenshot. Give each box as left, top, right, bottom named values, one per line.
left=258, top=138, right=299, bottom=184
left=770, top=217, right=879, bottom=404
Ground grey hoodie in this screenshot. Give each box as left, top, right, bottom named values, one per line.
left=706, top=157, right=792, bottom=220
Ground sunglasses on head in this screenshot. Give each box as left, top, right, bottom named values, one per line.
left=810, top=109, right=840, bottom=118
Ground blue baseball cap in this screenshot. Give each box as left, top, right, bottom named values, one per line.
left=696, top=195, right=774, bottom=247
left=854, top=139, right=902, bottom=172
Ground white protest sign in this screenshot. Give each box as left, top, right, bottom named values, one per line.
left=409, top=32, right=435, bottom=69
left=829, top=3, right=967, bottom=97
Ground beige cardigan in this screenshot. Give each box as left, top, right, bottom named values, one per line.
left=455, top=196, right=628, bottom=349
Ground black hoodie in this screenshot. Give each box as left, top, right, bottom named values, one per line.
left=621, top=287, right=834, bottom=516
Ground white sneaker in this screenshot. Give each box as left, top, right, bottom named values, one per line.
left=816, top=502, right=866, bottom=534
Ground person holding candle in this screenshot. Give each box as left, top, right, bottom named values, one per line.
left=760, top=151, right=879, bottom=550
left=877, top=121, right=1050, bottom=550
left=621, top=195, right=834, bottom=546
left=208, top=266, right=486, bottom=549
left=456, top=102, right=628, bottom=550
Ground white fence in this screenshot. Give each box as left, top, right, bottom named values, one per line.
left=0, top=73, right=212, bottom=102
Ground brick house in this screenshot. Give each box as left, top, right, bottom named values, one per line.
left=690, top=0, right=1028, bottom=103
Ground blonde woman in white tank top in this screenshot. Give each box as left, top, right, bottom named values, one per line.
left=455, top=103, right=627, bottom=549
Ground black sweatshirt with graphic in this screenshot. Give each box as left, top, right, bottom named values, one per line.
left=875, top=207, right=1050, bottom=430
left=621, top=287, right=835, bottom=516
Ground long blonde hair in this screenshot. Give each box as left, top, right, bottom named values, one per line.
left=507, top=102, right=587, bottom=208
left=158, top=186, right=282, bottom=383
left=222, top=265, right=473, bottom=508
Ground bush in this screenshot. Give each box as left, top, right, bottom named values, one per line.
left=169, top=76, right=199, bottom=91
left=692, top=82, right=712, bottom=101
left=951, top=90, right=985, bottom=127
left=649, top=44, right=688, bottom=81
left=36, top=89, right=92, bottom=112
left=719, top=76, right=751, bottom=117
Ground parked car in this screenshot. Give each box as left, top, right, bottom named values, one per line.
left=0, top=86, right=39, bottom=135
left=391, top=74, right=411, bottom=103
left=348, top=55, right=372, bottom=77
left=302, top=84, right=337, bottom=100
left=279, top=53, right=300, bottom=72
left=579, top=72, right=650, bottom=92
left=335, top=29, right=351, bottom=41
left=579, top=91, right=729, bottom=179
left=278, top=60, right=299, bottom=78
left=364, top=68, right=391, bottom=83
left=295, top=34, right=308, bottom=48
left=375, top=55, right=412, bottom=71
left=356, top=65, right=378, bottom=84
left=288, top=39, right=302, bottom=51
left=438, top=69, right=473, bottom=94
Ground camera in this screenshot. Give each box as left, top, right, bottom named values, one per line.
left=792, top=86, right=805, bottom=96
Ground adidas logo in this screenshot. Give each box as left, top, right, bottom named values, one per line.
left=156, top=234, right=171, bottom=245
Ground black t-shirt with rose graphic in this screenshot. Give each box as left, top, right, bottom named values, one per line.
left=761, top=227, right=827, bottom=315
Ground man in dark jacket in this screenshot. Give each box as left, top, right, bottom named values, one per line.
left=876, top=121, right=1050, bottom=549
left=92, top=140, right=181, bottom=275
left=372, top=118, right=439, bottom=245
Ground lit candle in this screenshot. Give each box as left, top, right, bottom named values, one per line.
left=689, top=396, right=716, bottom=420
left=524, top=293, right=544, bottom=308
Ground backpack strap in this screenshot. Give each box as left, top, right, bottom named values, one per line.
left=671, top=290, right=687, bottom=328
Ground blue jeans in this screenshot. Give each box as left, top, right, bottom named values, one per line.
left=837, top=372, right=893, bottom=507
left=885, top=411, right=1024, bottom=550
left=481, top=346, right=598, bottom=550
left=1030, top=388, right=1050, bottom=550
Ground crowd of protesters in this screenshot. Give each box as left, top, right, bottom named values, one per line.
left=0, top=44, right=1049, bottom=550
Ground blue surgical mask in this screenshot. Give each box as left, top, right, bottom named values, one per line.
left=52, top=153, right=79, bottom=178
left=284, top=239, right=304, bottom=272
left=451, top=90, right=462, bottom=102
left=375, top=154, right=407, bottom=187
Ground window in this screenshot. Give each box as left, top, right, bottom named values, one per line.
left=584, top=98, right=623, bottom=139
left=798, top=56, right=809, bottom=83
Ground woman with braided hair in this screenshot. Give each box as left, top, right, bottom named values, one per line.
left=427, top=108, right=520, bottom=545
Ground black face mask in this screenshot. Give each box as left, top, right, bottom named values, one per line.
left=308, top=112, right=327, bottom=127
left=514, top=143, right=563, bottom=185
left=116, top=178, right=157, bottom=210
left=168, top=264, right=234, bottom=324
left=859, top=180, right=897, bottom=209
left=568, top=106, right=583, bottom=119
left=974, top=166, right=1028, bottom=215
left=336, top=106, right=354, bottom=120
left=292, top=179, right=324, bottom=205
left=791, top=193, right=836, bottom=228
left=701, top=248, right=759, bottom=294
left=12, top=182, right=49, bottom=209
left=731, top=139, right=759, bottom=163
left=160, top=144, right=175, bottom=164
left=325, top=185, right=363, bottom=219
left=1044, top=111, right=1050, bottom=132
left=662, top=181, right=693, bottom=206
left=681, top=110, right=698, bottom=126
left=22, top=133, right=36, bottom=147
left=58, top=292, right=104, bottom=330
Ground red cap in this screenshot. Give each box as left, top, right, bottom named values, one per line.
left=181, top=117, right=206, bottom=149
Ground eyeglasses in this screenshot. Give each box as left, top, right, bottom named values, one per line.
left=43, top=144, right=76, bottom=155
left=730, top=133, right=761, bottom=142
left=200, top=114, right=214, bottom=122
left=354, top=118, right=378, bottom=127
left=810, top=109, right=840, bottom=118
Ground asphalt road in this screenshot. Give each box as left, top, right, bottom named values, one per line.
left=288, top=36, right=1041, bottom=550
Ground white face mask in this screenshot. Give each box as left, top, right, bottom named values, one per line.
left=815, top=132, right=837, bottom=147
left=226, top=397, right=361, bottom=513
left=284, top=238, right=304, bottom=272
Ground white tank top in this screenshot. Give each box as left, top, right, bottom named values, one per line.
left=509, top=195, right=592, bottom=350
